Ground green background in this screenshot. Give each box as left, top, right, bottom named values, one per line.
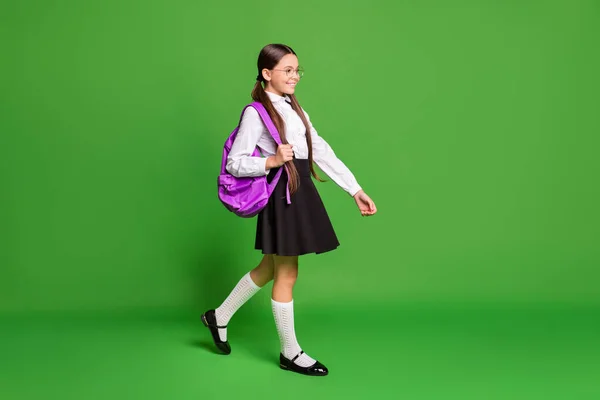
left=1, top=0, right=599, bottom=399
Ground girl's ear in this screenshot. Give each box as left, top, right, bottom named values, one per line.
left=262, top=68, right=271, bottom=82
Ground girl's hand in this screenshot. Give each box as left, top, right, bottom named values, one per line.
left=353, top=190, right=377, bottom=216
left=266, top=144, right=294, bottom=169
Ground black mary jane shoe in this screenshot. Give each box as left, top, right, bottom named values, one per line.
left=201, top=309, right=231, bottom=355
left=279, top=351, right=329, bottom=376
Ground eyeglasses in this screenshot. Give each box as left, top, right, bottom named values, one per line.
left=272, top=67, right=305, bottom=79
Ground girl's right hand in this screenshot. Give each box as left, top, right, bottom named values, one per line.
left=267, top=144, right=294, bottom=169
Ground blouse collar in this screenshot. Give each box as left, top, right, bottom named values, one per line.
left=265, top=90, right=291, bottom=104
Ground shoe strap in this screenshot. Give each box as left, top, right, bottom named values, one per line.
left=203, top=314, right=227, bottom=329
left=291, top=350, right=305, bottom=362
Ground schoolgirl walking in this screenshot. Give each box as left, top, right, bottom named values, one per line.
left=203, top=43, right=377, bottom=376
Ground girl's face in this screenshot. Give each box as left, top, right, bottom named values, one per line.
left=263, top=53, right=302, bottom=97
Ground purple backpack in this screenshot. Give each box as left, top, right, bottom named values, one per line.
left=218, top=102, right=291, bottom=218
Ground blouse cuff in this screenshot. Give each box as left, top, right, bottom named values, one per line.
left=348, top=184, right=363, bottom=197
left=258, top=156, right=270, bottom=175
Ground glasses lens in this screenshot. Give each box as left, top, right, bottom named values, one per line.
left=283, top=68, right=304, bottom=78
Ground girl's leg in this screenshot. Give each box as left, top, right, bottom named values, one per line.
left=249, top=254, right=275, bottom=287
left=272, top=255, right=298, bottom=302
left=271, top=255, right=327, bottom=374
left=211, top=255, right=274, bottom=342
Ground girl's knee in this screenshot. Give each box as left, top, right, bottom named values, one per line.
left=273, top=268, right=298, bottom=285
left=272, top=255, right=299, bottom=286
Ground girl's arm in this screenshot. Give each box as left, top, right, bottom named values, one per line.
left=302, top=109, right=362, bottom=196
left=226, top=107, right=271, bottom=177
left=303, top=109, right=377, bottom=216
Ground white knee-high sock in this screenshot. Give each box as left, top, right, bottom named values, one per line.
left=271, top=299, right=317, bottom=368
left=214, top=272, right=261, bottom=341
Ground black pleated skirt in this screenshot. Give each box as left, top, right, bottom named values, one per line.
left=255, top=158, right=340, bottom=256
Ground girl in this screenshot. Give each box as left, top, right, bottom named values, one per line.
left=202, top=44, right=377, bottom=377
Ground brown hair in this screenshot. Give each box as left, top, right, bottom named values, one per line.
left=251, top=43, right=323, bottom=195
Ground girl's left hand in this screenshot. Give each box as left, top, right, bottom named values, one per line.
left=353, top=190, right=377, bottom=217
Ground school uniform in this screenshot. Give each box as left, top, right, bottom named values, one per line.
left=226, top=91, right=362, bottom=256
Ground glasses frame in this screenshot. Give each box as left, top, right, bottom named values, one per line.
left=271, top=67, right=305, bottom=79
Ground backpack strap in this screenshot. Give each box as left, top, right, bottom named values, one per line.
left=249, top=102, right=283, bottom=145
left=247, top=102, right=292, bottom=205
